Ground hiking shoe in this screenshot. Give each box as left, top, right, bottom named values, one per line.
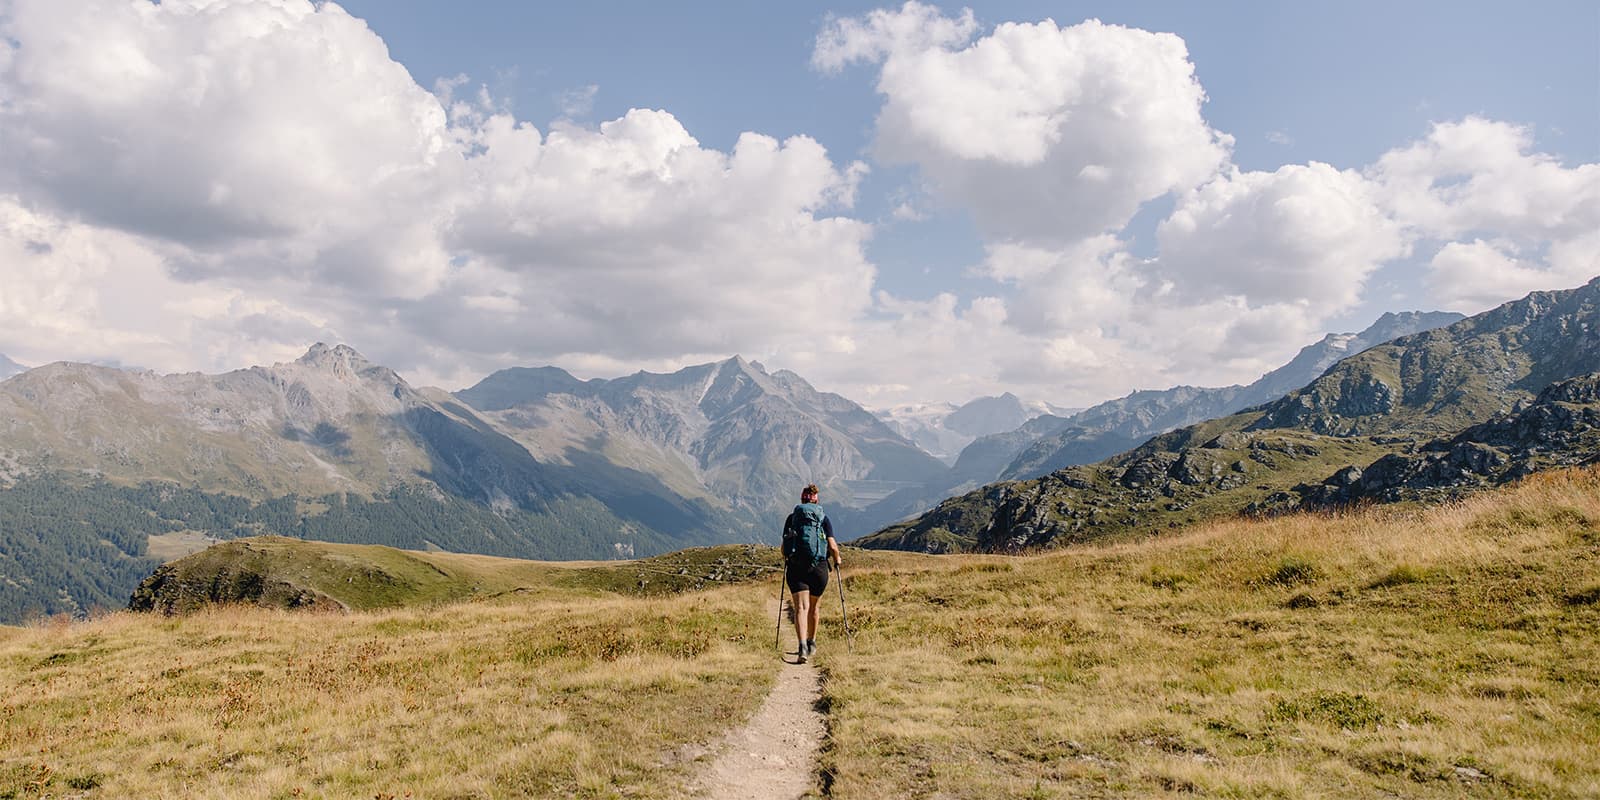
left=807, top=640, right=817, bottom=658
left=797, top=648, right=808, bottom=664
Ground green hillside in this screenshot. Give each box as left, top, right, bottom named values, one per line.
left=0, top=474, right=727, bottom=624
left=128, top=537, right=781, bottom=614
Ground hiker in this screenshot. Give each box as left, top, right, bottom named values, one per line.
left=782, top=483, right=841, bottom=662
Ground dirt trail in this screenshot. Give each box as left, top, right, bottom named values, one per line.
left=686, top=605, right=826, bottom=800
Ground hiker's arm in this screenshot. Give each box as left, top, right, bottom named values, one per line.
left=824, top=517, right=841, bottom=566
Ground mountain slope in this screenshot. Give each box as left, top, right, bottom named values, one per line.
left=0, top=353, right=25, bottom=380
left=457, top=356, right=946, bottom=532
left=943, top=392, right=1072, bottom=437
left=0, top=344, right=747, bottom=621
left=7, top=467, right=1597, bottom=798
left=863, top=279, right=1598, bottom=553
left=1002, top=311, right=1464, bottom=480
left=1292, top=372, right=1600, bottom=509
left=850, top=310, right=1463, bottom=536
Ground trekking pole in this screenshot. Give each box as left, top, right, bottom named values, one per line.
left=833, top=558, right=854, bottom=653
left=774, top=563, right=786, bottom=654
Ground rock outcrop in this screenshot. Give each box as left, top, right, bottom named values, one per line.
left=1296, top=373, right=1600, bottom=508
left=996, top=310, right=1463, bottom=481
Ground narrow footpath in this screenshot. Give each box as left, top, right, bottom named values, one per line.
left=687, top=605, right=827, bottom=799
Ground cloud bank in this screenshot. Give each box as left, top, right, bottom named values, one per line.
left=0, top=0, right=1593, bottom=410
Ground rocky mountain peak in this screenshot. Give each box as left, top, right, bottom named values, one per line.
left=717, top=354, right=772, bottom=382
left=287, top=342, right=412, bottom=391
left=297, top=342, right=371, bottom=372
left=699, top=355, right=778, bottom=415
left=452, top=366, right=587, bottom=412
left=1362, top=310, right=1467, bottom=343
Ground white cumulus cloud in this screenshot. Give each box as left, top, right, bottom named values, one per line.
left=0, top=0, right=878, bottom=384
left=1372, top=117, right=1600, bottom=311
left=815, top=3, right=1232, bottom=244
left=1156, top=162, right=1408, bottom=313
left=0, top=0, right=455, bottom=297
left=1, top=1, right=1595, bottom=414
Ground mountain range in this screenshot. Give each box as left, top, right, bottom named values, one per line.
left=852, top=310, right=1464, bottom=532
left=0, top=346, right=941, bottom=620
left=0, top=353, right=25, bottom=380
left=873, top=393, right=1079, bottom=463
left=6, top=279, right=1594, bottom=621
left=862, top=278, right=1600, bottom=553
left=455, top=355, right=946, bottom=523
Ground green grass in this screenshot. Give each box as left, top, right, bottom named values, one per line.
left=129, top=537, right=783, bottom=614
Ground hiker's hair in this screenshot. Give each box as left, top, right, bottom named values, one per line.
left=801, top=484, right=819, bottom=501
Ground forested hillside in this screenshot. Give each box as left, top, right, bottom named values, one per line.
left=0, top=475, right=705, bottom=622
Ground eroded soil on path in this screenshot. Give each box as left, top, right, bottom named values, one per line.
left=685, top=610, right=826, bottom=799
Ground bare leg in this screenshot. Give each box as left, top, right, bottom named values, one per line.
left=806, top=594, right=821, bottom=645
left=791, top=591, right=812, bottom=650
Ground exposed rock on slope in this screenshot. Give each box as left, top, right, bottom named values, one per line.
left=1002, top=311, right=1464, bottom=480
left=1294, top=372, right=1600, bottom=509
left=458, top=356, right=945, bottom=532
left=0, top=345, right=740, bottom=570
left=863, top=279, right=1597, bottom=553
left=850, top=310, right=1462, bottom=536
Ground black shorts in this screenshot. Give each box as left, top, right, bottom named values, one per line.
left=785, top=559, right=830, bottom=594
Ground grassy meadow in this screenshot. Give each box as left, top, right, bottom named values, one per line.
left=821, top=467, right=1600, bottom=798
left=0, top=575, right=777, bottom=798
left=2, top=467, right=1598, bottom=798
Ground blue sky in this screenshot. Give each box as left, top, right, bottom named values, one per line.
left=0, top=1, right=1595, bottom=407
left=339, top=1, right=1598, bottom=317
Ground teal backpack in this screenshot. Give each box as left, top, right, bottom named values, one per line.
left=783, top=503, right=829, bottom=566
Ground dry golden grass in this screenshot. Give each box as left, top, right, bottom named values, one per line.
left=818, top=467, right=1600, bottom=798
left=3, top=468, right=1597, bottom=798
left=0, top=586, right=773, bottom=798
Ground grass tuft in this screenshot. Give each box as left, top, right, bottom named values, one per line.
left=1257, top=554, right=1322, bottom=588
left=1367, top=563, right=1428, bottom=589
left=1268, top=691, right=1386, bottom=729
left=1144, top=564, right=1188, bottom=591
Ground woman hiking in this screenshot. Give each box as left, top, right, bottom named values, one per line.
left=782, top=484, right=841, bottom=662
